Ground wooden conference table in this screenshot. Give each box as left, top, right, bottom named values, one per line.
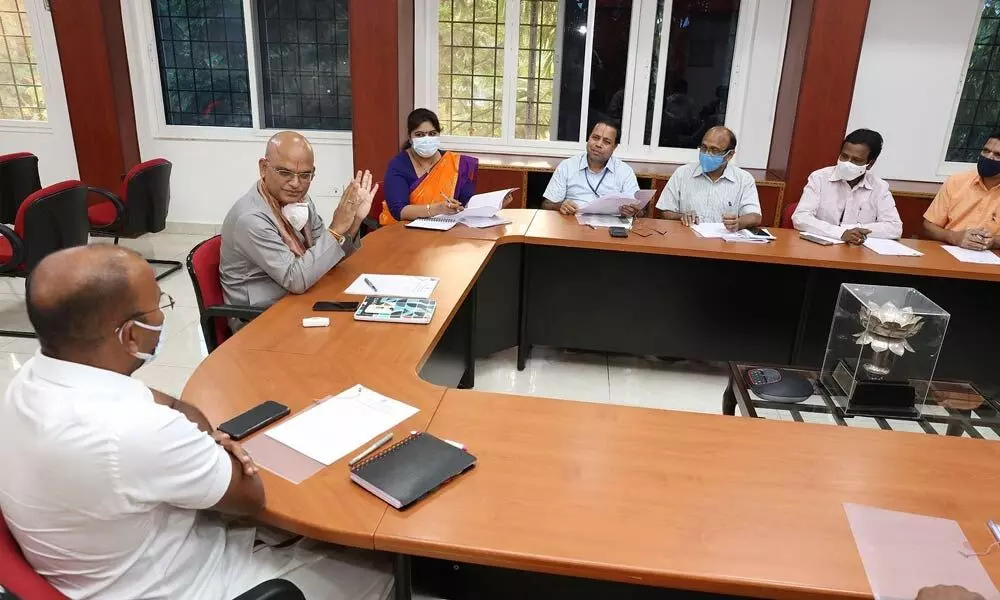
left=183, top=210, right=1000, bottom=599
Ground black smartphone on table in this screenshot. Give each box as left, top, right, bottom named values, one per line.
left=218, top=400, right=290, bottom=440
left=609, top=226, right=629, bottom=238
left=312, top=301, right=360, bottom=312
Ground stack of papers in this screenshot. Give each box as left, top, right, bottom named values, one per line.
left=408, top=215, right=512, bottom=230
left=577, top=214, right=633, bottom=229
left=406, top=219, right=457, bottom=231
left=941, top=245, right=1000, bottom=265
left=862, top=238, right=923, bottom=257
left=690, top=223, right=774, bottom=243
left=577, top=189, right=656, bottom=215
left=344, top=274, right=439, bottom=298
left=263, top=385, right=419, bottom=465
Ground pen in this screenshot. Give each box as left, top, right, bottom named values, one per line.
left=349, top=432, right=393, bottom=466
left=363, top=277, right=379, bottom=292
left=988, top=520, right=1000, bottom=544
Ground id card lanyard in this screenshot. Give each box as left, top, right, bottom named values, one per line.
left=585, top=168, right=609, bottom=198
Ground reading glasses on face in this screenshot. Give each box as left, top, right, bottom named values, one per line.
left=699, top=146, right=732, bottom=157
left=269, top=163, right=316, bottom=183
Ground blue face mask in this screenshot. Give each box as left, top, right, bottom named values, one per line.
left=699, top=150, right=730, bottom=174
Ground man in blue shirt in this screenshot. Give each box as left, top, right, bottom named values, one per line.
left=541, top=118, right=641, bottom=216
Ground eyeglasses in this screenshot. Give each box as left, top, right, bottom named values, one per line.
left=268, top=163, right=316, bottom=183
left=698, top=145, right=732, bottom=157
left=117, top=291, right=174, bottom=329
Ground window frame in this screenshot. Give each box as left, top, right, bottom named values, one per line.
left=0, top=0, right=55, bottom=132
left=414, top=0, right=762, bottom=164
left=127, top=0, right=352, bottom=146
left=939, top=4, right=990, bottom=176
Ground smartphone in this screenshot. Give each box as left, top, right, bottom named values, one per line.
left=609, top=227, right=629, bottom=238
left=312, top=301, right=360, bottom=312
left=217, top=400, right=290, bottom=440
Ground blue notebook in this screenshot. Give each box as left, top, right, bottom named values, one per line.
left=353, top=296, right=437, bottom=324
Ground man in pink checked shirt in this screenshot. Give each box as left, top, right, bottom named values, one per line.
left=791, top=128, right=903, bottom=245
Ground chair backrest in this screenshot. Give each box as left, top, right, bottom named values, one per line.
left=0, top=511, right=66, bottom=599
left=117, top=159, right=172, bottom=236
left=186, top=235, right=230, bottom=351
left=16, top=181, right=90, bottom=271
left=781, top=201, right=798, bottom=229
left=0, top=153, right=41, bottom=226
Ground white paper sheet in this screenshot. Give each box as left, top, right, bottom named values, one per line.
left=263, top=385, right=420, bottom=466
left=431, top=187, right=519, bottom=220
left=406, top=218, right=457, bottom=231
left=844, top=503, right=1000, bottom=600
left=942, top=245, right=1000, bottom=265
left=576, top=214, right=634, bottom=229
left=577, top=189, right=656, bottom=215
left=690, top=222, right=730, bottom=238
left=344, top=274, right=439, bottom=298
left=863, top=238, right=924, bottom=257
left=461, top=216, right=513, bottom=228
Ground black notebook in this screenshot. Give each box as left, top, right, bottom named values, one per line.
left=349, top=432, right=476, bottom=509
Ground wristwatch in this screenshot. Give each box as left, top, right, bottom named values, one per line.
left=329, top=228, right=345, bottom=244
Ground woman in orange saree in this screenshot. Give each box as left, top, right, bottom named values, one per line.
left=380, top=108, right=478, bottom=225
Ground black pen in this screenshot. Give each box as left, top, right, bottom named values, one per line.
left=363, top=277, right=379, bottom=292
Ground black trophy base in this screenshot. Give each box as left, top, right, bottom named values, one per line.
left=826, top=359, right=919, bottom=419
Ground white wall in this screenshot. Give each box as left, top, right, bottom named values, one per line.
left=847, top=0, right=981, bottom=183
left=0, top=0, right=78, bottom=185
left=120, top=0, right=354, bottom=226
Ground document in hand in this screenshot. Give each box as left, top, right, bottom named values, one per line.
left=577, top=189, right=657, bottom=215
left=862, top=238, right=923, bottom=257
left=942, top=245, right=1000, bottom=265
left=432, top=187, right=519, bottom=221
left=263, top=385, right=420, bottom=466
left=344, top=274, right=439, bottom=298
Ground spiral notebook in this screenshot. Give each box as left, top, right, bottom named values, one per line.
left=349, top=432, right=477, bottom=509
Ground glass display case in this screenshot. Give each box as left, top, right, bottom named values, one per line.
left=819, top=284, right=950, bottom=418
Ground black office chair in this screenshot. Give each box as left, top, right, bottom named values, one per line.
left=87, top=158, right=181, bottom=280
left=0, top=152, right=41, bottom=226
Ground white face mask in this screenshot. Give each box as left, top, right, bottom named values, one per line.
left=281, top=202, right=310, bottom=231
left=118, top=320, right=166, bottom=365
left=834, top=159, right=867, bottom=181
left=411, top=136, right=440, bottom=158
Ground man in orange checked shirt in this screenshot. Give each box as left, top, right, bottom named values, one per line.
left=923, top=131, right=1000, bottom=251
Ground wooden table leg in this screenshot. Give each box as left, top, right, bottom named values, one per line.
left=723, top=378, right=738, bottom=416
left=393, top=553, right=412, bottom=600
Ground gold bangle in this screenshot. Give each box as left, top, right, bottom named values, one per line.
left=329, top=229, right=345, bottom=244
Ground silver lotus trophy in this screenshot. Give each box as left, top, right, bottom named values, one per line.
left=820, top=284, right=949, bottom=418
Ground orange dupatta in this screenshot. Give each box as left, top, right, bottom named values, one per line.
left=380, top=151, right=462, bottom=225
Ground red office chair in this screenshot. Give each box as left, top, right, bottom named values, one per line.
left=0, top=152, right=41, bottom=226
left=360, top=180, right=384, bottom=237
left=187, top=235, right=264, bottom=353
left=781, top=201, right=798, bottom=229
left=1, top=508, right=305, bottom=600
left=0, top=180, right=90, bottom=338
left=88, top=158, right=180, bottom=280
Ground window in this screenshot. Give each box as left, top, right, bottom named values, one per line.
left=147, top=0, right=352, bottom=132
left=948, top=0, right=1000, bottom=163
left=257, top=0, right=351, bottom=130
left=0, top=0, right=45, bottom=121
left=422, top=0, right=750, bottom=158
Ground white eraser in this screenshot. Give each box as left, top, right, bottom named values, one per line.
left=301, top=316, right=330, bottom=328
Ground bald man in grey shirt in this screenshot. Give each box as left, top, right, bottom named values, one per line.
left=220, top=132, right=377, bottom=322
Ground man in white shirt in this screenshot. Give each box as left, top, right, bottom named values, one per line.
left=0, top=245, right=392, bottom=600
left=541, top=117, right=642, bottom=216
left=655, top=126, right=761, bottom=231
left=791, top=128, right=902, bottom=244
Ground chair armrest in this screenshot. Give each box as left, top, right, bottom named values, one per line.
left=0, top=223, right=25, bottom=273
left=360, top=216, right=380, bottom=237
left=203, top=305, right=265, bottom=322
left=87, top=186, right=125, bottom=226
left=231, top=578, right=305, bottom=600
